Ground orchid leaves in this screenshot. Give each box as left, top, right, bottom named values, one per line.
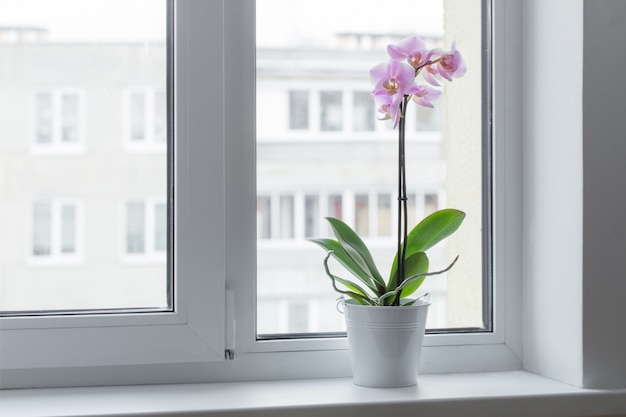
left=309, top=209, right=465, bottom=306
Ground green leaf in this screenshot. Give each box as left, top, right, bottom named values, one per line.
left=396, top=252, right=429, bottom=298
left=308, top=238, right=378, bottom=293
left=320, top=251, right=374, bottom=306
left=390, top=209, right=465, bottom=288
left=405, top=209, right=465, bottom=255
left=325, top=217, right=386, bottom=293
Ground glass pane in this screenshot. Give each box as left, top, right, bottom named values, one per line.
left=354, top=193, right=369, bottom=236
left=60, top=204, right=76, bottom=253
left=126, top=202, right=146, bottom=254
left=256, top=196, right=271, bottom=239
left=256, top=0, right=485, bottom=334
left=353, top=91, right=375, bottom=132
left=0, top=0, right=169, bottom=313
left=154, top=202, right=167, bottom=252
left=320, top=91, right=342, bottom=131
left=130, top=92, right=146, bottom=141
left=289, top=91, right=309, bottom=130
left=35, top=93, right=52, bottom=143
left=154, top=91, right=167, bottom=142
left=425, top=193, right=439, bottom=217
left=304, top=195, right=319, bottom=238
left=377, top=193, right=391, bottom=237
left=32, top=201, right=52, bottom=256
left=61, top=93, right=79, bottom=142
left=279, top=195, right=294, bottom=239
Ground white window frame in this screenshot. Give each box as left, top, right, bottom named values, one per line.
left=0, top=0, right=523, bottom=388
left=31, top=88, right=86, bottom=155
left=122, top=86, right=168, bottom=152
left=226, top=0, right=523, bottom=375
left=27, top=198, right=84, bottom=265
left=0, top=0, right=227, bottom=389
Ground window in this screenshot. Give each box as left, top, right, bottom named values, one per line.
left=352, top=91, right=375, bottom=132
left=33, top=89, right=84, bottom=152
left=2, top=0, right=531, bottom=389
left=124, top=88, right=167, bottom=149
left=30, top=199, right=82, bottom=262
left=288, top=90, right=309, bottom=130
left=256, top=0, right=488, bottom=335
left=320, top=91, right=343, bottom=131
left=123, top=199, right=167, bottom=261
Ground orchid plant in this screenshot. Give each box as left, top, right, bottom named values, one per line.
left=310, top=35, right=467, bottom=307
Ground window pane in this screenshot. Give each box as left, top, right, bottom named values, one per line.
left=61, top=93, right=79, bottom=142
left=304, top=195, right=319, bottom=238
left=353, top=91, right=375, bottom=132
left=256, top=196, right=271, bottom=239
left=32, top=201, right=52, bottom=256
left=289, top=91, right=309, bottom=130
left=126, top=202, right=146, bottom=254
left=0, top=0, right=170, bottom=313
left=35, top=93, right=52, bottom=144
left=425, top=193, right=439, bottom=217
left=377, top=193, right=391, bottom=237
left=354, top=193, right=369, bottom=236
left=279, top=195, right=294, bottom=239
left=60, top=204, right=76, bottom=254
left=154, top=203, right=167, bottom=252
left=257, top=0, right=485, bottom=334
left=154, top=91, right=167, bottom=142
left=320, top=91, right=342, bottom=131
left=130, top=92, right=146, bottom=141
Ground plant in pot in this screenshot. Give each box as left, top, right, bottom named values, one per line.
left=309, top=35, right=467, bottom=388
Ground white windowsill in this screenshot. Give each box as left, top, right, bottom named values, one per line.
left=2, top=371, right=626, bottom=417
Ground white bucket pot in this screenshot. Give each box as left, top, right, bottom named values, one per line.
left=343, top=298, right=430, bottom=388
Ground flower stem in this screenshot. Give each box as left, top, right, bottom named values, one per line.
left=395, top=95, right=410, bottom=306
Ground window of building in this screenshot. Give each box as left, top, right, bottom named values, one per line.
left=33, top=89, right=84, bottom=152
left=1, top=0, right=538, bottom=390
left=123, top=199, right=167, bottom=261
left=352, top=91, right=375, bottom=132
left=124, top=88, right=167, bottom=149
left=30, top=199, right=82, bottom=263
left=320, top=91, right=343, bottom=131
left=288, top=90, right=309, bottom=130
left=256, top=0, right=488, bottom=336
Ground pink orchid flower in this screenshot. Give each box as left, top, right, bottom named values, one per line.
left=409, top=84, right=442, bottom=108
left=369, top=59, right=415, bottom=100
left=387, top=35, right=431, bottom=71
left=373, top=93, right=402, bottom=127
left=435, top=42, right=466, bottom=81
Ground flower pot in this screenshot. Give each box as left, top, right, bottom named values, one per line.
left=343, top=298, right=430, bottom=388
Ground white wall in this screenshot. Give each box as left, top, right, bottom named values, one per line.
left=523, top=0, right=585, bottom=387
left=523, top=0, right=626, bottom=389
